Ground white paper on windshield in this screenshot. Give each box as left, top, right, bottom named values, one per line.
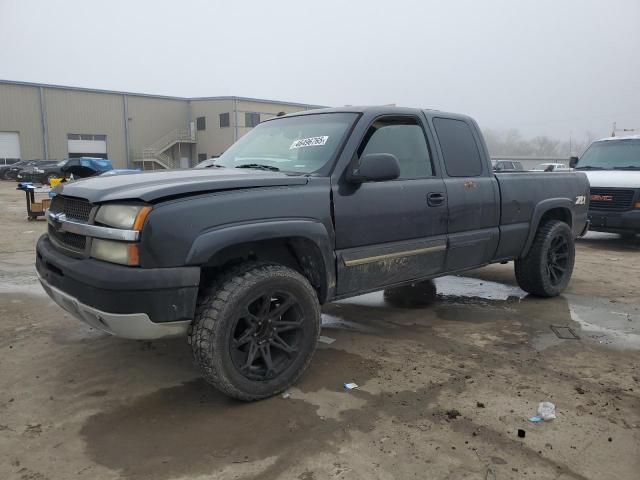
left=290, top=136, right=329, bottom=149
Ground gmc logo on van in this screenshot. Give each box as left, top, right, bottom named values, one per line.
left=591, top=194, right=613, bottom=202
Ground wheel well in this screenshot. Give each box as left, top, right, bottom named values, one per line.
left=539, top=207, right=572, bottom=228
left=201, top=237, right=328, bottom=303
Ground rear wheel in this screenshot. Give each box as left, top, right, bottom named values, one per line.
left=515, top=220, right=575, bottom=297
left=189, top=262, right=321, bottom=401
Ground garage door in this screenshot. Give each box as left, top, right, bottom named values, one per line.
left=67, top=134, right=107, bottom=158
left=0, top=132, right=21, bottom=160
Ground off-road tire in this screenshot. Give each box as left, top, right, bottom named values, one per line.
left=189, top=262, right=321, bottom=401
left=515, top=220, right=575, bottom=297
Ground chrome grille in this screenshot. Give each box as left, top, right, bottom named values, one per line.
left=589, top=188, right=635, bottom=212
left=48, top=195, right=92, bottom=254
left=50, top=196, right=92, bottom=222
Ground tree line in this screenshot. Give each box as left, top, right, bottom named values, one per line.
left=482, top=129, right=596, bottom=158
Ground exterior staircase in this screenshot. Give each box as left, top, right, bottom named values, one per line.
left=134, top=126, right=196, bottom=170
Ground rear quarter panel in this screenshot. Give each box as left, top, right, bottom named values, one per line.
left=494, top=172, right=589, bottom=259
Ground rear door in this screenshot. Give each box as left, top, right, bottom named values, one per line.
left=429, top=116, right=500, bottom=271
left=332, top=114, right=448, bottom=295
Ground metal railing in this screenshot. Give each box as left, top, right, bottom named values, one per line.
left=134, top=125, right=196, bottom=170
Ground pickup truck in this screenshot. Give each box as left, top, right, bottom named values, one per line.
left=36, top=106, right=589, bottom=400
left=571, top=135, right=640, bottom=237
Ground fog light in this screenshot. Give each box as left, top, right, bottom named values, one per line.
left=91, top=239, right=139, bottom=266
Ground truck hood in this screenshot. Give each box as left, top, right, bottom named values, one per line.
left=55, top=168, right=309, bottom=203
left=581, top=170, right=640, bottom=189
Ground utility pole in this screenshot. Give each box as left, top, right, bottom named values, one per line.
left=612, top=121, right=637, bottom=137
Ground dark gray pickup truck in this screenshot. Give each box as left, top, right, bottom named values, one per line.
left=36, top=106, right=589, bottom=400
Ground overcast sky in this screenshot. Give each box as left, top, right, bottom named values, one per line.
left=1, top=0, right=638, bottom=140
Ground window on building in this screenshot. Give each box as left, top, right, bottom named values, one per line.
left=245, top=112, right=261, bottom=128
left=433, top=118, right=483, bottom=177
left=356, top=116, right=433, bottom=179
left=196, top=116, right=206, bottom=131
left=198, top=153, right=207, bottom=162
left=67, top=133, right=106, bottom=141
left=219, top=113, right=230, bottom=128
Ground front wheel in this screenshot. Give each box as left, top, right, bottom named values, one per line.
left=515, top=220, right=575, bottom=297
left=189, top=262, right=321, bottom=401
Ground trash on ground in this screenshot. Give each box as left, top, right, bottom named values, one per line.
left=528, top=415, right=543, bottom=422
left=343, top=382, right=358, bottom=390
left=550, top=325, right=580, bottom=340
left=517, top=428, right=526, bottom=438
left=318, top=335, right=336, bottom=344
left=446, top=409, right=461, bottom=419
left=537, top=401, right=556, bottom=420
left=476, top=401, right=485, bottom=408
left=282, top=392, right=291, bottom=399
left=485, top=466, right=497, bottom=480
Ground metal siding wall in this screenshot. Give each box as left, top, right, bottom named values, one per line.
left=126, top=96, right=190, bottom=159
left=0, top=84, right=44, bottom=159
left=43, top=89, right=126, bottom=167
left=190, top=99, right=235, bottom=158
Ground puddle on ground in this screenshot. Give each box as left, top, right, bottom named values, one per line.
left=81, top=348, right=379, bottom=480
left=321, top=276, right=640, bottom=351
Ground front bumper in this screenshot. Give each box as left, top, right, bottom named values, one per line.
left=588, top=209, right=640, bottom=234
left=38, top=273, right=191, bottom=339
left=36, top=235, right=200, bottom=339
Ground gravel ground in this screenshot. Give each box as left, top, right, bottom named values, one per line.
left=0, top=180, right=638, bottom=480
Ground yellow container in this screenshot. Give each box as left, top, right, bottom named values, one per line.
left=49, top=177, right=62, bottom=188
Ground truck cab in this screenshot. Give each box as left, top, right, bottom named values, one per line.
left=572, top=135, right=640, bottom=237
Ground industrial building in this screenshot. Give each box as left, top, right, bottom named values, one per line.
left=0, top=80, right=323, bottom=169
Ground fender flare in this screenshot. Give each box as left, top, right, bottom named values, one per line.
left=520, top=198, right=575, bottom=258
left=186, top=219, right=336, bottom=301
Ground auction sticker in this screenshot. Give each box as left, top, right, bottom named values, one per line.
left=290, top=136, right=329, bottom=149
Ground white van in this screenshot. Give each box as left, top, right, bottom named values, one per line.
left=572, top=135, right=640, bottom=237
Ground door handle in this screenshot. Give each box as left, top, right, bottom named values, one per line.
left=427, top=192, right=446, bottom=207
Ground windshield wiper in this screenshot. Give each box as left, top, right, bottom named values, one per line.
left=575, top=166, right=604, bottom=170
left=203, top=163, right=225, bottom=168
left=613, top=165, right=640, bottom=170
left=235, top=163, right=280, bottom=172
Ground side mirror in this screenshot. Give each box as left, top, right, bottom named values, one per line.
left=349, top=153, right=400, bottom=183
left=569, top=156, right=579, bottom=168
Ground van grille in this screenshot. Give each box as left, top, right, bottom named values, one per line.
left=589, top=188, right=635, bottom=211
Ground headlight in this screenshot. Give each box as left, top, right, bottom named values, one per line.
left=95, top=204, right=151, bottom=230
left=90, top=239, right=139, bottom=266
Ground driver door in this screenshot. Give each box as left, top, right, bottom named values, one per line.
left=332, top=115, right=448, bottom=295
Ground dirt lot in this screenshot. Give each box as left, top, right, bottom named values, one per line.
left=0, top=181, right=639, bottom=480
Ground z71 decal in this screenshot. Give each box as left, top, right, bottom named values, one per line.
left=575, top=195, right=586, bottom=205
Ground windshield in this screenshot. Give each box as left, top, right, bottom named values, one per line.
left=196, top=113, right=357, bottom=174
left=577, top=140, right=640, bottom=169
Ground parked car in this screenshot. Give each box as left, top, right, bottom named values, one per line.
left=15, top=161, right=61, bottom=183
left=571, top=135, right=640, bottom=237
left=2, top=160, right=48, bottom=180
left=0, top=158, right=21, bottom=179
left=492, top=160, right=524, bottom=172
left=36, top=106, right=589, bottom=400
left=17, top=157, right=114, bottom=184
left=531, top=162, right=570, bottom=172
